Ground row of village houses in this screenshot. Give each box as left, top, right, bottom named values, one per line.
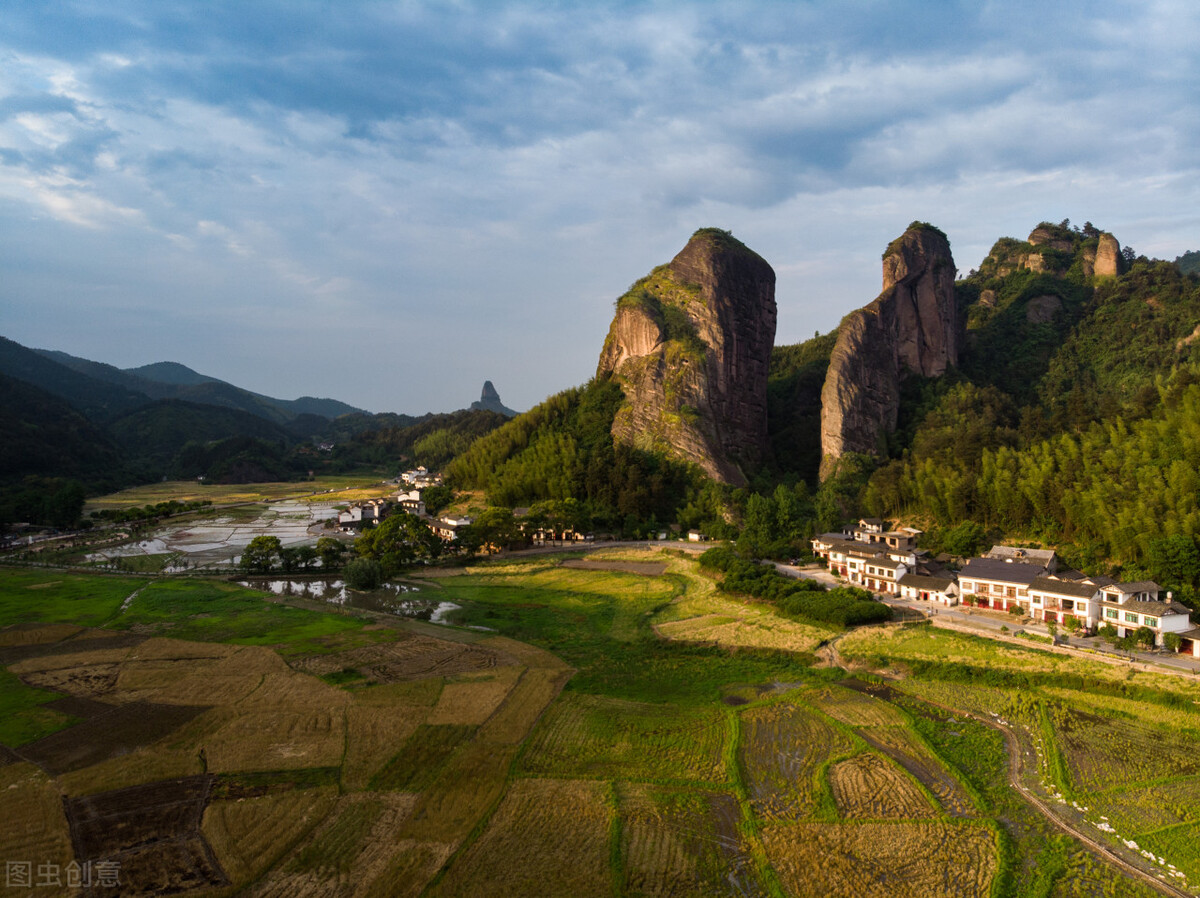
left=812, top=519, right=1200, bottom=658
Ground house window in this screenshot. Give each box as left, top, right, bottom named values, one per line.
left=1062, top=600, right=1074, bottom=611
left=961, top=581, right=973, bottom=591
left=1124, top=612, right=1138, bottom=623
left=1106, top=609, right=1118, bottom=620
left=1145, top=617, right=1158, bottom=628
left=1032, top=596, right=1042, bottom=605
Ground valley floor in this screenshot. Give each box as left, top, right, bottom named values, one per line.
left=1, top=551, right=1199, bottom=896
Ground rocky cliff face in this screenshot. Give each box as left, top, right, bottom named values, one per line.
left=819, top=223, right=958, bottom=479
left=596, top=228, right=776, bottom=485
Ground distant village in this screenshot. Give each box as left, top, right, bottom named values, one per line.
left=335, top=467, right=712, bottom=548
left=813, top=519, right=1200, bottom=659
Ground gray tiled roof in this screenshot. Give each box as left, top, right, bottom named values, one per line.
left=960, top=557, right=1046, bottom=585
left=898, top=573, right=956, bottom=591
left=1028, top=577, right=1101, bottom=600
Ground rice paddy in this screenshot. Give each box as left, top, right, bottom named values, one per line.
left=2, top=551, right=1198, bottom=896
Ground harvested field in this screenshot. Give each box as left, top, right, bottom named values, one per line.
left=829, top=752, right=937, bottom=819
left=1050, top=706, right=1200, bottom=793
left=250, top=794, right=421, bottom=898
left=561, top=559, right=668, bottom=575
left=369, top=724, right=475, bottom=792
left=739, top=700, right=856, bottom=821
left=0, top=622, right=84, bottom=646
left=519, top=692, right=727, bottom=783
left=19, top=700, right=210, bottom=775
left=204, top=706, right=346, bottom=773
left=64, top=775, right=227, bottom=893
left=620, top=784, right=764, bottom=897
left=398, top=742, right=518, bottom=843
left=359, top=840, right=456, bottom=898
left=656, top=612, right=828, bottom=654
left=477, top=666, right=570, bottom=744
left=478, top=634, right=571, bottom=670
left=763, top=821, right=998, bottom=898
left=289, top=634, right=516, bottom=682
left=0, top=763, right=74, bottom=877
left=1136, top=821, right=1200, bottom=886
left=858, top=727, right=978, bottom=817
left=341, top=684, right=435, bottom=791
left=425, top=667, right=523, bottom=726
left=430, top=778, right=613, bottom=898
left=203, top=785, right=339, bottom=887
left=805, top=684, right=906, bottom=727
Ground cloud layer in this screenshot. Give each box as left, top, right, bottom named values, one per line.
left=2, top=0, right=1198, bottom=413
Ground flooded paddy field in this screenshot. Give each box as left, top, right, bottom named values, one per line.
left=240, top=578, right=461, bottom=624
left=86, top=500, right=345, bottom=570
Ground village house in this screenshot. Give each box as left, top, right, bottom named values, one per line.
left=1098, top=581, right=1193, bottom=647
left=811, top=519, right=923, bottom=595
left=898, top=573, right=959, bottom=606
left=429, top=514, right=473, bottom=541
left=1027, top=577, right=1102, bottom=628
left=394, top=489, right=426, bottom=516
left=337, top=498, right=391, bottom=532
left=957, top=556, right=1047, bottom=612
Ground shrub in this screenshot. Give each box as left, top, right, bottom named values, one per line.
left=344, top=558, right=384, bottom=591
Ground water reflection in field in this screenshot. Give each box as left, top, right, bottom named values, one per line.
left=241, top=578, right=460, bottom=623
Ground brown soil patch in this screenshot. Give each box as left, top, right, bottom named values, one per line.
left=64, top=775, right=227, bottom=895
left=0, top=630, right=145, bottom=665
left=19, top=701, right=211, bottom=775
left=290, top=632, right=518, bottom=683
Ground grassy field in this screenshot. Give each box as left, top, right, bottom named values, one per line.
left=1, top=551, right=1198, bottom=896
left=83, top=474, right=393, bottom=512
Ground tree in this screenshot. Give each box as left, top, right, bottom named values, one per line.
left=344, top=557, right=383, bottom=590
left=317, top=536, right=345, bottom=571
left=941, top=521, right=989, bottom=558
left=1098, top=623, right=1118, bottom=643
left=356, top=513, right=445, bottom=573
left=240, top=535, right=281, bottom=573
left=1008, top=603, right=1025, bottom=618
left=1063, top=614, right=1081, bottom=633
left=1164, top=631, right=1183, bottom=653
left=1135, top=626, right=1157, bottom=649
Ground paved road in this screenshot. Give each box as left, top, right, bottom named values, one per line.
left=774, top=561, right=1200, bottom=677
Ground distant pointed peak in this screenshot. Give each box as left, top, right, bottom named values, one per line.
left=471, top=380, right=517, bottom=416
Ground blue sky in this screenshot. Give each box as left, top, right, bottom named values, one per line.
left=2, top=1, right=1198, bottom=415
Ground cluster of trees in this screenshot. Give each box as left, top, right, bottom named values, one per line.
left=0, top=477, right=87, bottom=530
left=239, top=535, right=346, bottom=574
left=90, top=499, right=212, bottom=524
left=699, top=547, right=892, bottom=627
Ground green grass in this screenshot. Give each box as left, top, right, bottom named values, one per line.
left=0, top=668, right=76, bottom=746
left=436, top=564, right=816, bottom=705
left=109, top=578, right=374, bottom=655
left=0, top=569, right=145, bottom=627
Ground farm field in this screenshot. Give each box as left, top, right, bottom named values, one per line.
left=0, top=551, right=1198, bottom=895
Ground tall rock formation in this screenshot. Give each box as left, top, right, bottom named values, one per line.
left=596, top=228, right=776, bottom=485
left=819, top=223, right=959, bottom=480
left=470, top=380, right=517, bottom=416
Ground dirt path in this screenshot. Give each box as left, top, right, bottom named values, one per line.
left=879, top=676, right=1193, bottom=898
left=988, top=713, right=1191, bottom=898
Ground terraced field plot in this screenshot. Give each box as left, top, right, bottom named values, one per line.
left=6, top=554, right=1199, bottom=896
left=738, top=699, right=856, bottom=820
left=519, top=691, right=728, bottom=783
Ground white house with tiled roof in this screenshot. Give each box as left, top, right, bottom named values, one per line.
left=1098, top=581, right=1192, bottom=647
left=958, top=557, right=1047, bottom=612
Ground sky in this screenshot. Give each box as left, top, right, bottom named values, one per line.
left=2, top=1, right=1199, bottom=416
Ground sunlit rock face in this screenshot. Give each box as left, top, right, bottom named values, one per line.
left=597, top=228, right=776, bottom=486
left=819, top=224, right=959, bottom=480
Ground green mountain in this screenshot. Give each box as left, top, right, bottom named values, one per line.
left=36, top=349, right=365, bottom=423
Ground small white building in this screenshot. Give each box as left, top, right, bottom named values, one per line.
left=898, top=573, right=959, bottom=606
